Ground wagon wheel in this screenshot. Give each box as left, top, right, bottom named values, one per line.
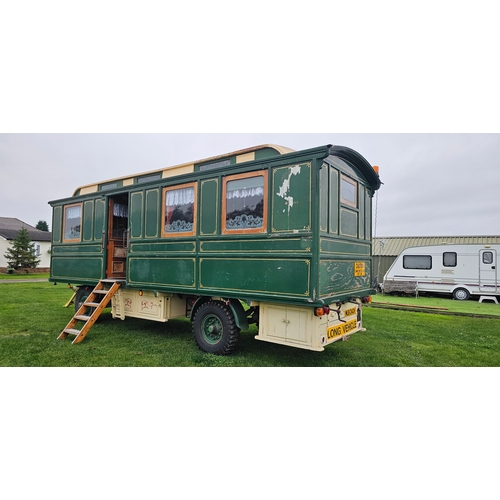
left=192, top=300, right=240, bottom=355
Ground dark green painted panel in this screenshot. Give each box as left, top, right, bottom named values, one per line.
left=145, top=189, right=159, bottom=238
left=52, top=206, right=62, bottom=243
left=130, top=191, right=143, bottom=239
left=52, top=244, right=103, bottom=254
left=52, top=256, right=104, bottom=280
left=319, top=164, right=328, bottom=233
left=320, top=238, right=371, bottom=256
left=319, top=259, right=371, bottom=298
left=130, top=241, right=196, bottom=253
left=128, top=257, right=195, bottom=287
left=200, top=179, right=218, bottom=236
left=83, top=200, right=94, bottom=242
left=340, top=208, right=358, bottom=238
left=329, top=167, right=339, bottom=234
left=200, top=237, right=313, bottom=253
left=200, top=258, right=310, bottom=296
left=272, top=163, right=311, bottom=232
left=94, top=198, right=105, bottom=241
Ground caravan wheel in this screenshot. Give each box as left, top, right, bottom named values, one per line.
left=453, top=288, right=470, bottom=301
left=192, top=301, right=240, bottom=355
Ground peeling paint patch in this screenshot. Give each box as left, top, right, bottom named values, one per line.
left=276, top=165, right=301, bottom=214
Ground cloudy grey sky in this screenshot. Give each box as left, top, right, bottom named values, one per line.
left=2, top=3, right=498, bottom=240
left=0, top=133, right=498, bottom=237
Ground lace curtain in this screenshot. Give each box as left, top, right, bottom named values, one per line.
left=113, top=203, right=128, bottom=218
left=166, top=187, right=195, bottom=206
left=65, top=206, right=81, bottom=219
left=227, top=187, right=264, bottom=200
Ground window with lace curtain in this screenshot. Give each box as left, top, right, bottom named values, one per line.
left=63, top=203, right=82, bottom=242
left=222, top=171, right=267, bottom=234
left=162, top=182, right=197, bottom=237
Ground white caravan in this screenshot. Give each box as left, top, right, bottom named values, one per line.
left=382, top=244, right=500, bottom=300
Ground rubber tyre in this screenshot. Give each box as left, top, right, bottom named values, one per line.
left=75, top=286, right=95, bottom=314
left=192, top=301, right=240, bottom=355
left=453, top=287, right=470, bottom=301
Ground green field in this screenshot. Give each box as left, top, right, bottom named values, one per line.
left=1, top=282, right=500, bottom=366
left=0, top=272, right=49, bottom=280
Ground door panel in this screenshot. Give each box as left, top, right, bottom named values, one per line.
left=479, top=249, right=497, bottom=292
left=106, top=196, right=129, bottom=279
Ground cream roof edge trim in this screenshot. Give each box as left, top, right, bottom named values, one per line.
left=72, top=144, right=294, bottom=196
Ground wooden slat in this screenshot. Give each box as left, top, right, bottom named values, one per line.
left=58, top=281, right=122, bottom=344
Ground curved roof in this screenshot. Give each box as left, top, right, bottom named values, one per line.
left=72, top=144, right=294, bottom=196
left=329, top=145, right=381, bottom=191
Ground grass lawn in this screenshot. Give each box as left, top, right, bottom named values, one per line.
left=1, top=283, right=500, bottom=367
left=0, top=272, right=49, bottom=280
left=372, top=292, right=500, bottom=317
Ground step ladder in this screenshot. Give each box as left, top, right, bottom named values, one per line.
left=58, top=280, right=122, bottom=344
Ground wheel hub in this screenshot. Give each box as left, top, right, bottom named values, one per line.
left=202, top=315, right=223, bottom=344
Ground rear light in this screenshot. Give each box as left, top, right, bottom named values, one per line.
left=314, top=306, right=331, bottom=317
left=361, top=296, right=373, bottom=303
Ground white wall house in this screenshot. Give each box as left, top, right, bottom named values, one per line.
left=0, top=217, right=52, bottom=268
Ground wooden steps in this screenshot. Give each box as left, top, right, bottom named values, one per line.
left=58, top=280, right=122, bottom=344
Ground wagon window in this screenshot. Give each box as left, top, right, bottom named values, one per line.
left=403, top=255, right=432, bottom=270
left=341, top=175, right=357, bottom=208
left=162, top=182, right=197, bottom=237
left=63, top=203, right=82, bottom=242
left=443, top=252, right=457, bottom=267
left=223, top=171, right=267, bottom=234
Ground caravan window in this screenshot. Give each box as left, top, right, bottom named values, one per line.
left=483, top=251, right=493, bottom=265
left=443, top=252, right=457, bottom=267
left=63, top=203, right=82, bottom=242
left=403, top=255, right=432, bottom=270
left=222, top=171, right=267, bottom=234
left=162, top=182, right=197, bottom=237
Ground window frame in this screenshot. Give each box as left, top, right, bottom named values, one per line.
left=443, top=252, right=457, bottom=267
left=222, top=170, right=268, bottom=235
left=63, top=202, right=82, bottom=243
left=403, top=254, right=432, bottom=270
left=340, top=174, right=358, bottom=208
left=161, top=181, right=198, bottom=238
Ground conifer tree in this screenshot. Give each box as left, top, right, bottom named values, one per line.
left=36, top=220, right=49, bottom=231
left=3, top=228, right=41, bottom=270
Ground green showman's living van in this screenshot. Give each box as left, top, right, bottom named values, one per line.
left=49, top=143, right=381, bottom=354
